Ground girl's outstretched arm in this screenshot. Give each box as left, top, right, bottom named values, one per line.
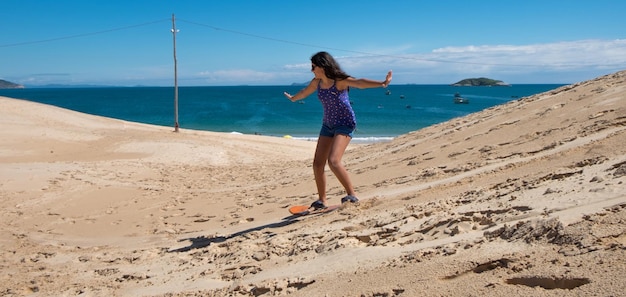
left=341, top=70, right=392, bottom=90
left=284, top=78, right=319, bottom=102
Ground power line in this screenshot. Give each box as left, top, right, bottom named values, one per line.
left=2, top=17, right=622, bottom=69
left=177, top=19, right=544, bottom=68
left=178, top=19, right=626, bottom=69
left=0, top=18, right=170, bottom=48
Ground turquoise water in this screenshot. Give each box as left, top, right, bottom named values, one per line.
left=0, top=84, right=563, bottom=141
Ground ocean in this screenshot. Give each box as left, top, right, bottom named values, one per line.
left=0, top=84, right=563, bottom=142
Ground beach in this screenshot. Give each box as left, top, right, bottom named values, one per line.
left=0, top=70, right=625, bottom=296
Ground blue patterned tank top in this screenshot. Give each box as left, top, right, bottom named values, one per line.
left=317, top=81, right=356, bottom=128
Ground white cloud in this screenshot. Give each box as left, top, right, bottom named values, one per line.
left=8, top=38, right=625, bottom=86
left=330, top=39, right=626, bottom=83
left=138, top=39, right=626, bottom=85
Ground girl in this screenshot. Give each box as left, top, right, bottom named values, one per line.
left=284, top=51, right=392, bottom=210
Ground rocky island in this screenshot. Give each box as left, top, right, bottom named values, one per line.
left=451, top=77, right=510, bottom=86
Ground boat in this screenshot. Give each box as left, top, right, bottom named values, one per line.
left=454, top=92, right=469, bottom=104
left=385, top=90, right=391, bottom=95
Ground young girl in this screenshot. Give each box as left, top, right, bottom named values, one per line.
left=284, top=51, right=392, bottom=210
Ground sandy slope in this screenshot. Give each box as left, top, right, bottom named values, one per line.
left=0, top=70, right=625, bottom=296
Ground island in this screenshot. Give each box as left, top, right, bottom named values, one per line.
left=0, top=79, right=25, bottom=89
left=451, top=77, right=510, bottom=87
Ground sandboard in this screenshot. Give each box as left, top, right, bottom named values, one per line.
left=288, top=204, right=340, bottom=216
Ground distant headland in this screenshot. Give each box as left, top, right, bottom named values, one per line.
left=0, top=79, right=25, bottom=89
left=451, top=77, right=510, bottom=86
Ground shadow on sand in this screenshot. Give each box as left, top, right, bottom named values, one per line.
left=168, top=214, right=304, bottom=253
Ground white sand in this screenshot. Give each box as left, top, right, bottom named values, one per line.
left=1, top=70, right=625, bottom=296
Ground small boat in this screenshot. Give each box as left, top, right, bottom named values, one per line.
left=454, top=92, right=469, bottom=104
left=385, top=90, right=391, bottom=95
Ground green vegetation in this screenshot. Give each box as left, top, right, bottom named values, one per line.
left=451, top=77, right=510, bottom=86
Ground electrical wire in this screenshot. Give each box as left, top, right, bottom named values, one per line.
left=0, top=18, right=170, bottom=48
left=177, top=19, right=514, bottom=67
left=2, top=17, right=623, bottom=69
left=176, top=19, right=591, bottom=68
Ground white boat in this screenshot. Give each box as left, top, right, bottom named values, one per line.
left=454, top=92, right=469, bottom=104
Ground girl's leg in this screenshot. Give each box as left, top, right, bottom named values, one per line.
left=327, top=134, right=356, bottom=197
left=313, top=136, right=333, bottom=204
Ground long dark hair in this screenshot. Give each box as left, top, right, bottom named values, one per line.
left=311, top=51, right=350, bottom=80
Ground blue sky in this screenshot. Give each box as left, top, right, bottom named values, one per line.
left=2, top=0, right=625, bottom=86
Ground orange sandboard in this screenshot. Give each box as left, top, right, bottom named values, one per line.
left=289, top=204, right=340, bottom=216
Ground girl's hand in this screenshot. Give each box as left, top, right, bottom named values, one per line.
left=383, top=70, right=393, bottom=87
left=284, top=92, right=295, bottom=102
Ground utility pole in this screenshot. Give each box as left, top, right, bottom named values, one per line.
left=171, top=13, right=180, bottom=132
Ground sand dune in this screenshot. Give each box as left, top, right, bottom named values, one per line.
left=1, top=70, right=625, bottom=296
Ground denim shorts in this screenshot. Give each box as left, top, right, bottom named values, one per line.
left=319, top=124, right=354, bottom=138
